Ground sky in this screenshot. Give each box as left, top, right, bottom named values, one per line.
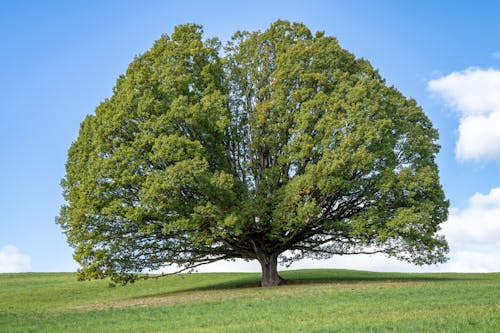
left=1, top=0, right=500, bottom=274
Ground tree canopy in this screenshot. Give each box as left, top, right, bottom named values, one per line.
left=58, top=21, right=448, bottom=286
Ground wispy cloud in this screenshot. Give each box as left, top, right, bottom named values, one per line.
left=428, top=67, right=500, bottom=161
left=0, top=245, right=31, bottom=273
left=493, top=51, right=500, bottom=59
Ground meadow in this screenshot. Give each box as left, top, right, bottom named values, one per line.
left=1, top=269, right=499, bottom=332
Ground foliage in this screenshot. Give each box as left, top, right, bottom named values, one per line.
left=58, top=21, right=448, bottom=285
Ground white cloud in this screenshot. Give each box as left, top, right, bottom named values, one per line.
left=436, top=187, right=500, bottom=272
left=493, top=51, right=500, bottom=59
left=428, top=67, right=500, bottom=161
left=456, top=112, right=500, bottom=160
left=443, top=188, right=500, bottom=245
left=428, top=68, right=500, bottom=116
left=442, top=249, right=500, bottom=272
left=0, top=245, right=31, bottom=273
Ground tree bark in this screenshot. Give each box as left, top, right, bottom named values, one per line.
left=258, top=254, right=282, bottom=287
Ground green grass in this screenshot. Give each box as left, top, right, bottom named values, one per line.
left=1, top=269, right=499, bottom=332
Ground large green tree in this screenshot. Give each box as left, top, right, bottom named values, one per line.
left=58, top=21, right=448, bottom=287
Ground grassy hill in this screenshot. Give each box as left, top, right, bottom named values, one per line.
left=1, top=269, right=499, bottom=332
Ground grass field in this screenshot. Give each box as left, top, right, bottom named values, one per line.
left=1, top=269, right=499, bottom=332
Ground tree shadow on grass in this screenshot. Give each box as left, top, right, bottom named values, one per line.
left=279, top=269, right=480, bottom=285
left=123, top=274, right=260, bottom=302
left=125, top=269, right=486, bottom=301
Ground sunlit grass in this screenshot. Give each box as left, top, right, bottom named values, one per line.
left=1, top=269, right=499, bottom=332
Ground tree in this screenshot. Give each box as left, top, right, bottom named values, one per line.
left=57, top=21, right=448, bottom=287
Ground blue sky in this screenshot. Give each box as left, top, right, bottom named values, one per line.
left=1, top=0, right=500, bottom=273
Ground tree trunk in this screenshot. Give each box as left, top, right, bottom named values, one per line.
left=258, top=254, right=282, bottom=287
